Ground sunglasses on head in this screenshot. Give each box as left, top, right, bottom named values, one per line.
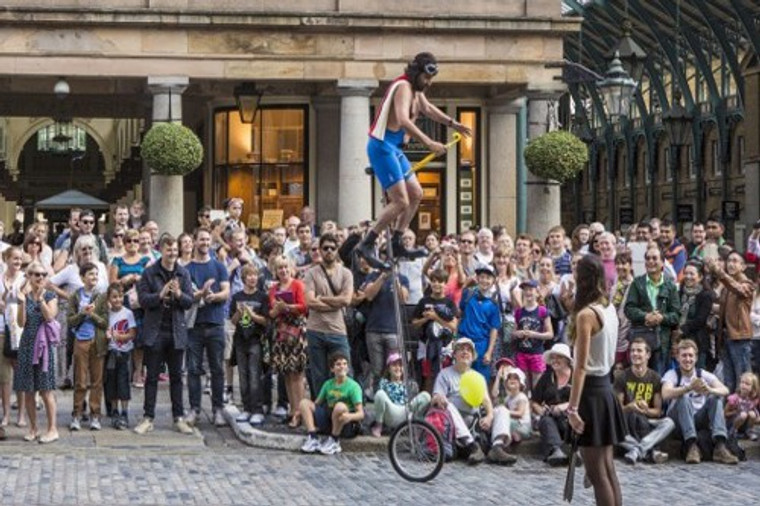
left=423, top=62, right=438, bottom=76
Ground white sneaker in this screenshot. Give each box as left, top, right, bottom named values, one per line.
left=236, top=411, right=252, bottom=423
left=69, top=418, right=81, bottom=431
left=319, top=437, right=342, bottom=455
left=301, top=436, right=321, bottom=453
left=185, top=410, right=199, bottom=427
left=273, top=406, right=288, bottom=418
left=90, top=418, right=101, bottom=431
left=213, top=411, right=227, bottom=427
left=133, top=418, right=154, bottom=435
left=249, top=413, right=265, bottom=426
left=174, top=417, right=194, bottom=435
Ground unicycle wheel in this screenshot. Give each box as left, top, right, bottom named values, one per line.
left=388, top=419, right=445, bottom=483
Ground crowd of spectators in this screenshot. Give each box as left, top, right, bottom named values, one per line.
left=1, top=203, right=759, bottom=467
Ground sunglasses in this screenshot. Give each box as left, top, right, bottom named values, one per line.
left=80, top=220, right=95, bottom=225
left=321, top=246, right=337, bottom=252
left=80, top=247, right=94, bottom=251
left=460, top=239, right=474, bottom=244
left=125, top=238, right=139, bottom=244
left=645, top=256, right=660, bottom=261
left=30, top=271, right=47, bottom=278
left=114, top=234, right=125, bottom=238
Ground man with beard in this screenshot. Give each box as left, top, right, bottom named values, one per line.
left=357, top=52, right=471, bottom=269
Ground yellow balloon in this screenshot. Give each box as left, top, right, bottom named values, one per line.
left=460, top=370, right=487, bottom=407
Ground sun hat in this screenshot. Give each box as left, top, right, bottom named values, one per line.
left=503, top=367, right=527, bottom=389
left=386, top=352, right=402, bottom=366
left=453, top=337, right=477, bottom=360
left=542, top=342, right=574, bottom=367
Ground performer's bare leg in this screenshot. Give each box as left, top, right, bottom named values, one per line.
left=357, top=177, right=425, bottom=267
left=580, top=446, right=622, bottom=506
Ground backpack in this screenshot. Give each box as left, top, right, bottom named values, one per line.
left=423, top=406, right=455, bottom=461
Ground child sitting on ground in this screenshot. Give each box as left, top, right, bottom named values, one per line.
left=104, top=283, right=136, bottom=430
left=299, top=352, right=365, bottom=455
left=725, top=371, right=760, bottom=440
left=369, top=352, right=431, bottom=438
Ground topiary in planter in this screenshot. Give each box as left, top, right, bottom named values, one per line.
left=524, top=130, right=588, bottom=184
left=141, top=122, right=204, bottom=176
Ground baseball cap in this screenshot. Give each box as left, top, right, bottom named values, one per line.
left=519, top=279, right=538, bottom=289
left=453, top=337, right=477, bottom=360
left=474, top=263, right=495, bottom=277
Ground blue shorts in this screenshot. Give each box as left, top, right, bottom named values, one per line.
left=367, top=129, right=412, bottom=190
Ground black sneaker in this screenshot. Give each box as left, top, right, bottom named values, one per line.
left=354, top=231, right=390, bottom=270
left=391, top=232, right=428, bottom=260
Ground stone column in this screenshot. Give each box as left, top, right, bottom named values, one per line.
left=147, top=76, right=188, bottom=237
left=486, top=98, right=524, bottom=236
left=313, top=96, right=341, bottom=223
left=526, top=97, right=561, bottom=239
left=337, top=79, right=377, bottom=227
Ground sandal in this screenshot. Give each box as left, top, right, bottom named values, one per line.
left=39, top=433, right=60, bottom=444
left=288, top=413, right=301, bottom=429
left=23, top=433, right=37, bottom=442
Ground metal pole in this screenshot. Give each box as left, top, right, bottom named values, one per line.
left=516, top=101, right=527, bottom=234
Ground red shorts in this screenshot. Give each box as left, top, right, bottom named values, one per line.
left=515, top=352, right=546, bottom=374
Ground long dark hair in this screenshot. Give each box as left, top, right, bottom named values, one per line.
left=569, top=254, right=607, bottom=344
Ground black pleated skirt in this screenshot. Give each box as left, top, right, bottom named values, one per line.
left=577, top=374, right=627, bottom=447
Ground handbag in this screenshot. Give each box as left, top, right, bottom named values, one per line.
left=629, top=325, right=660, bottom=351
left=126, top=286, right=141, bottom=310
left=275, top=321, right=303, bottom=344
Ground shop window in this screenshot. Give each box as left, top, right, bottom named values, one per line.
left=213, top=107, right=307, bottom=229
left=457, top=109, right=479, bottom=232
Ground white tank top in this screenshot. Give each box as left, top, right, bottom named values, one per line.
left=585, top=302, right=618, bottom=377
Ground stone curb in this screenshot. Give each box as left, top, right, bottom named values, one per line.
left=222, top=405, right=389, bottom=453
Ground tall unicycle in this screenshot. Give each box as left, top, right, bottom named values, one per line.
left=384, top=229, right=444, bottom=482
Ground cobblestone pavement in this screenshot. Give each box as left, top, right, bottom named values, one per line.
left=1, top=388, right=757, bottom=505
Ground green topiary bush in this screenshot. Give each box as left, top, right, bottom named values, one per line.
left=524, top=130, right=588, bottom=184
left=141, top=122, right=204, bottom=176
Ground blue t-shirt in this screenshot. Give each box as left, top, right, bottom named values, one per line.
left=186, top=258, right=230, bottom=325
left=515, top=305, right=547, bottom=355
left=363, top=271, right=410, bottom=334
left=458, top=287, right=501, bottom=343
left=74, top=289, right=96, bottom=341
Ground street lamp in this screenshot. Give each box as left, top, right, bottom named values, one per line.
left=612, top=20, right=647, bottom=86
left=662, top=90, right=693, bottom=228
left=234, top=82, right=263, bottom=124
left=597, top=51, right=637, bottom=120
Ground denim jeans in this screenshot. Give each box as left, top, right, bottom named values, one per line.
left=721, top=339, right=751, bottom=393
left=187, top=324, right=226, bottom=413
left=143, top=332, right=185, bottom=420
left=236, top=339, right=263, bottom=414
left=667, top=395, right=728, bottom=442
left=306, top=330, right=351, bottom=396
left=750, top=339, right=760, bottom=376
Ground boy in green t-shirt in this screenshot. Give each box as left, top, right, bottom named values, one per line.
left=300, top=352, right=365, bottom=455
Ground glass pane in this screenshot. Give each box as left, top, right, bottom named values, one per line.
left=415, top=170, right=443, bottom=238
left=214, top=111, right=227, bottom=165
left=457, top=110, right=478, bottom=231
left=262, top=109, right=304, bottom=163
left=228, top=112, right=252, bottom=164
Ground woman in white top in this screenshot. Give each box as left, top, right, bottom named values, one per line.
left=566, top=254, right=626, bottom=506
left=1, top=246, right=28, bottom=428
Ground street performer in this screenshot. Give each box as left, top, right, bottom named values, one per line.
left=356, top=52, right=471, bottom=268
